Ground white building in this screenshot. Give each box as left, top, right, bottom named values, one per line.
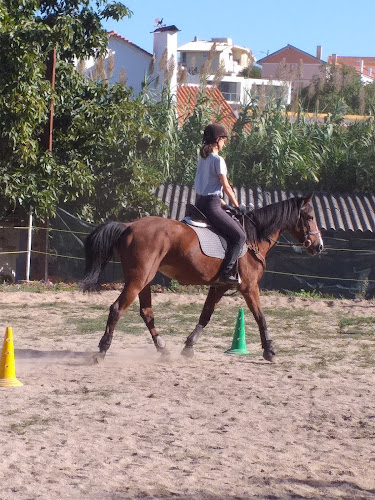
left=79, top=30, right=291, bottom=106
left=80, top=25, right=180, bottom=98
left=178, top=37, right=291, bottom=106
left=80, top=32, right=152, bottom=95
left=208, top=75, right=291, bottom=107
left=178, top=37, right=253, bottom=78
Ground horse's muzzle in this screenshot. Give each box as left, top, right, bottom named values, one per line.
left=307, top=240, right=324, bottom=255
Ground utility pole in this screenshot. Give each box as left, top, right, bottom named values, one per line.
left=32, top=48, right=56, bottom=282
left=42, top=49, right=56, bottom=152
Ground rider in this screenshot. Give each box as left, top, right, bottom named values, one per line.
left=194, top=123, right=246, bottom=286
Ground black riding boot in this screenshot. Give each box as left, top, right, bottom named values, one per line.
left=219, top=242, right=242, bottom=285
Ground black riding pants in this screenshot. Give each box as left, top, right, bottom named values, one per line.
left=196, top=195, right=246, bottom=274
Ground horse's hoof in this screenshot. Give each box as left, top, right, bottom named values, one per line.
left=92, top=352, right=106, bottom=364
left=263, top=350, right=276, bottom=363
left=155, top=334, right=166, bottom=349
left=159, top=347, right=171, bottom=357
left=181, top=346, right=195, bottom=358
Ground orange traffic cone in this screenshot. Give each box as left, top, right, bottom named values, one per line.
left=0, top=326, right=23, bottom=387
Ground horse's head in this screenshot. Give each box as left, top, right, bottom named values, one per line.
left=291, top=194, right=324, bottom=255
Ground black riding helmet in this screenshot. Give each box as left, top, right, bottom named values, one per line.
left=203, top=123, right=228, bottom=144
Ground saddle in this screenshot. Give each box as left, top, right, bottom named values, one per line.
left=183, top=204, right=211, bottom=227
left=182, top=204, right=247, bottom=260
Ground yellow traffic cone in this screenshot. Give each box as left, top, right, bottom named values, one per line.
left=0, top=326, right=23, bottom=387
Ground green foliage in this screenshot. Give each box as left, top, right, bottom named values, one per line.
left=38, top=0, right=132, bottom=61
left=222, top=96, right=375, bottom=193
left=239, top=65, right=261, bottom=79
left=339, top=316, right=375, bottom=336
left=170, top=91, right=213, bottom=184
left=0, top=0, right=132, bottom=220
left=281, top=289, right=336, bottom=299
left=301, top=63, right=375, bottom=115
left=167, top=88, right=233, bottom=185
left=54, top=64, right=167, bottom=221
left=225, top=97, right=320, bottom=189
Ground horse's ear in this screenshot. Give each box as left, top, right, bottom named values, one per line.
left=301, top=193, right=313, bottom=212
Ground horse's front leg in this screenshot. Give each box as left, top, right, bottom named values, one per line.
left=181, top=285, right=227, bottom=358
left=138, top=285, right=169, bottom=355
left=241, top=285, right=276, bottom=362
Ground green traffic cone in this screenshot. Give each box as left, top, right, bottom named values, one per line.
left=225, top=308, right=249, bottom=355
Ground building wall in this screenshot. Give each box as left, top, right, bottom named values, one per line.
left=182, top=52, right=222, bottom=77
left=107, top=37, right=152, bottom=95
left=208, top=75, right=291, bottom=105
left=179, top=40, right=252, bottom=80
left=82, top=37, right=152, bottom=95
left=151, top=28, right=179, bottom=97
left=261, top=62, right=324, bottom=91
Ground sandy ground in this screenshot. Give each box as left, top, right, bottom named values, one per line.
left=0, top=290, right=375, bottom=500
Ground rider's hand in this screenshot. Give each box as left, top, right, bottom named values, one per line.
left=236, top=204, right=247, bottom=216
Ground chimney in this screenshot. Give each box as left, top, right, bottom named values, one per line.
left=316, top=45, right=322, bottom=60
left=360, top=59, right=364, bottom=74
left=194, top=36, right=198, bottom=42
left=332, top=54, right=338, bottom=65
left=152, top=25, right=180, bottom=100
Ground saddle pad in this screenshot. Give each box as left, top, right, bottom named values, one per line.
left=183, top=221, right=247, bottom=259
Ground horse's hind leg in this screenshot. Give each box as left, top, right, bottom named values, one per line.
left=181, top=285, right=227, bottom=358
left=138, top=285, right=169, bottom=355
left=94, top=282, right=142, bottom=363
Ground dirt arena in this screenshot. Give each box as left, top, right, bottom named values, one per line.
left=0, top=289, right=374, bottom=499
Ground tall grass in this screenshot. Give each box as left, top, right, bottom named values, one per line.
left=163, top=92, right=375, bottom=193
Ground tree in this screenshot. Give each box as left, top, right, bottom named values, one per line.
left=0, top=0, right=131, bottom=219
left=54, top=64, right=168, bottom=222
left=239, top=64, right=261, bottom=79
left=300, top=63, right=375, bottom=115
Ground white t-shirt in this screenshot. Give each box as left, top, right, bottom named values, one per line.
left=194, top=153, right=227, bottom=197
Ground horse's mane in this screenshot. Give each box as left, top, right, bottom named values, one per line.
left=244, top=197, right=303, bottom=245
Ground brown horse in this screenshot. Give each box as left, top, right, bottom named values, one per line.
left=83, top=194, right=323, bottom=363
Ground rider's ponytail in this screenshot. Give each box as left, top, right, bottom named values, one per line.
left=200, top=143, right=215, bottom=159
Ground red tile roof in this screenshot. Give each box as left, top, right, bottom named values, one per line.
left=327, top=55, right=375, bottom=80
left=177, top=85, right=237, bottom=131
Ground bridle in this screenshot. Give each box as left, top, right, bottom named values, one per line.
left=298, top=211, right=322, bottom=248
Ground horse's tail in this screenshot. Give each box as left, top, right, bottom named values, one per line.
left=82, top=221, right=129, bottom=291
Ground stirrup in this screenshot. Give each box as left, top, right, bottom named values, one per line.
left=218, top=272, right=241, bottom=287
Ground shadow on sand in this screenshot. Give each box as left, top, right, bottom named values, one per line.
left=15, top=348, right=94, bottom=364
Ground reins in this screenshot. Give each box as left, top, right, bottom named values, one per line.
left=240, top=213, right=268, bottom=267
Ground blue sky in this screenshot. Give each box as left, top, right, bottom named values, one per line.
left=102, top=0, right=374, bottom=62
